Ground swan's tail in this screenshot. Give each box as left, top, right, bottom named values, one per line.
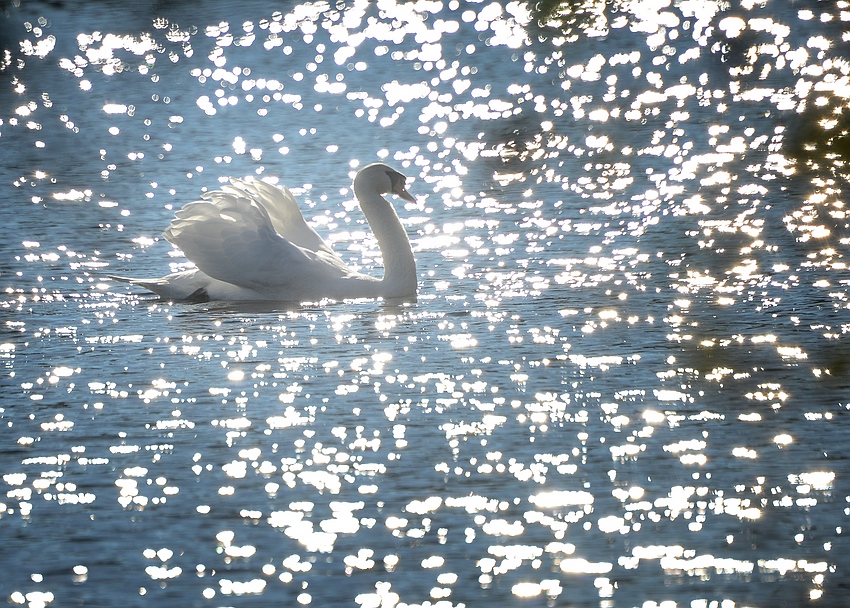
left=108, top=274, right=170, bottom=297
left=108, top=275, right=209, bottom=302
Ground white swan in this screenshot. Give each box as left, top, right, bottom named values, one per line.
left=112, top=163, right=417, bottom=302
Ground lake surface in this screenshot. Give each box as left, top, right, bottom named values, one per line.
left=2, top=0, right=850, bottom=606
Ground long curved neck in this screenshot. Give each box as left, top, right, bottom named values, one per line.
left=354, top=183, right=416, bottom=298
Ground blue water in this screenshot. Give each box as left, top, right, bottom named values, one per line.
left=2, top=0, right=849, bottom=606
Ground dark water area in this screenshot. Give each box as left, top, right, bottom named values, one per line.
left=2, top=0, right=850, bottom=606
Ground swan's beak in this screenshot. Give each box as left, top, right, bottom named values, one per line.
left=397, top=187, right=416, bottom=204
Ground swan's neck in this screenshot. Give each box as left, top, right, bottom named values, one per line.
left=355, top=184, right=416, bottom=297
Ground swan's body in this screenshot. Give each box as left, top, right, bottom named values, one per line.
left=113, top=163, right=417, bottom=302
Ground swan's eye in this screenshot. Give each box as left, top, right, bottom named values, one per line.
left=387, top=170, right=407, bottom=192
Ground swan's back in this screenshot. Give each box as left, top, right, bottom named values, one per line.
left=163, top=180, right=349, bottom=294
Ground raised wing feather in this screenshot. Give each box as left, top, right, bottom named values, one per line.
left=226, top=180, right=326, bottom=250
left=164, top=191, right=346, bottom=291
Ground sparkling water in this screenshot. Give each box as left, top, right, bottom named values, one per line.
left=2, top=1, right=849, bottom=606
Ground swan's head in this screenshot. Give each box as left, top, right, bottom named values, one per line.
left=355, top=163, right=416, bottom=203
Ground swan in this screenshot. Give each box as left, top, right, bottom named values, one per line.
left=111, top=163, right=417, bottom=302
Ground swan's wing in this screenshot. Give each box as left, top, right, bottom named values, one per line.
left=164, top=195, right=345, bottom=291
left=224, top=179, right=345, bottom=266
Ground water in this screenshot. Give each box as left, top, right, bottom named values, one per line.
left=2, top=0, right=849, bottom=606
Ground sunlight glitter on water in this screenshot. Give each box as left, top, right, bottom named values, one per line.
left=3, top=0, right=850, bottom=606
